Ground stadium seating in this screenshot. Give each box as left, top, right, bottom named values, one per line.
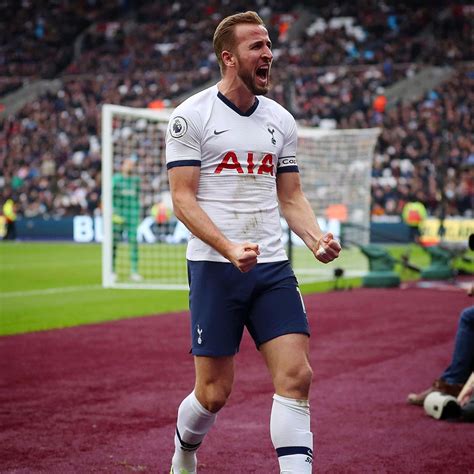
left=0, top=0, right=132, bottom=79
left=0, top=1, right=472, bottom=219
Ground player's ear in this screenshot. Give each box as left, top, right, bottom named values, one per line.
left=222, top=50, right=235, bottom=68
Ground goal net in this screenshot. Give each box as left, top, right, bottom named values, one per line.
left=101, top=104, right=188, bottom=289
left=101, top=104, right=380, bottom=289
left=289, top=126, right=381, bottom=283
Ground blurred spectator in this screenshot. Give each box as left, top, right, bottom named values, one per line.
left=371, top=70, right=473, bottom=217
left=1, top=188, right=17, bottom=240
left=402, top=197, right=427, bottom=243
left=0, top=1, right=472, bottom=221
left=0, top=0, right=131, bottom=78
left=407, top=304, right=473, bottom=408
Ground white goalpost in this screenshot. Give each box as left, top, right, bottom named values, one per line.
left=101, top=104, right=188, bottom=289
left=101, top=104, right=380, bottom=289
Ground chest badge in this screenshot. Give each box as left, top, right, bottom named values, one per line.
left=267, top=127, right=276, bottom=145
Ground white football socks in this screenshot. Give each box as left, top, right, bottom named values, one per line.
left=171, top=391, right=217, bottom=473
left=270, top=393, right=313, bottom=473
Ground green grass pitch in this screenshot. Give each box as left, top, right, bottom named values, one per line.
left=0, top=242, right=190, bottom=336
left=1, top=241, right=470, bottom=337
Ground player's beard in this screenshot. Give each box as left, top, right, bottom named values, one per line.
left=238, top=63, right=271, bottom=96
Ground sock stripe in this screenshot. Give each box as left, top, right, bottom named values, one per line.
left=176, top=427, right=202, bottom=452
left=276, top=446, right=313, bottom=458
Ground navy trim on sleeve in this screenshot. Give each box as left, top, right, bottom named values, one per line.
left=167, top=160, right=201, bottom=170
left=277, top=165, right=299, bottom=174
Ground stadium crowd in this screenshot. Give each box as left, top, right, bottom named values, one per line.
left=0, top=0, right=136, bottom=95
left=371, top=69, right=473, bottom=218
left=0, top=0, right=472, bottom=221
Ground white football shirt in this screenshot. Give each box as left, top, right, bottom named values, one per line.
left=166, top=84, right=299, bottom=263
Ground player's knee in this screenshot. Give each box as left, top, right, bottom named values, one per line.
left=293, top=364, right=313, bottom=397
left=198, top=382, right=232, bottom=413
left=274, top=363, right=313, bottom=399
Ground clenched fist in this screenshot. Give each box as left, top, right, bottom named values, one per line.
left=314, top=232, right=341, bottom=263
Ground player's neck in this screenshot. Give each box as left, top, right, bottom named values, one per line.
left=217, top=79, right=256, bottom=114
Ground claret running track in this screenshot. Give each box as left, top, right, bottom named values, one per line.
left=1, top=285, right=472, bottom=472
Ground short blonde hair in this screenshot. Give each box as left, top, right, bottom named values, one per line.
left=213, top=11, right=265, bottom=74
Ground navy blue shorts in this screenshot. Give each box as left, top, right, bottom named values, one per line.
left=187, top=260, right=310, bottom=356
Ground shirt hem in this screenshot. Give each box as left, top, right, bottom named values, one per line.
left=186, top=255, right=289, bottom=263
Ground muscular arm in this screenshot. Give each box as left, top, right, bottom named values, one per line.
left=168, top=166, right=259, bottom=272
left=277, top=171, right=341, bottom=263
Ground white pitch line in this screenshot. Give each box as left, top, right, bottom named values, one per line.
left=1, top=259, right=98, bottom=270
left=1, top=285, right=103, bottom=298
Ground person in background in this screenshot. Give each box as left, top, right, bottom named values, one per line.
left=112, top=156, right=142, bottom=282
left=2, top=192, right=17, bottom=240
left=408, top=234, right=474, bottom=406
left=402, top=196, right=427, bottom=244
left=407, top=305, right=474, bottom=405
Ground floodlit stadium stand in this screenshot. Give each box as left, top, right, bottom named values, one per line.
left=0, top=0, right=472, bottom=220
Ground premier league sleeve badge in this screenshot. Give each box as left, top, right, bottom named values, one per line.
left=170, top=116, right=188, bottom=138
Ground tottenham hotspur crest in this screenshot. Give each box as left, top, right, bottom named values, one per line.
left=267, top=127, right=276, bottom=145
left=197, top=325, right=203, bottom=345
left=170, top=116, right=188, bottom=138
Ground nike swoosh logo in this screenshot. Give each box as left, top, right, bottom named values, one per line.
left=214, top=129, right=229, bottom=135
